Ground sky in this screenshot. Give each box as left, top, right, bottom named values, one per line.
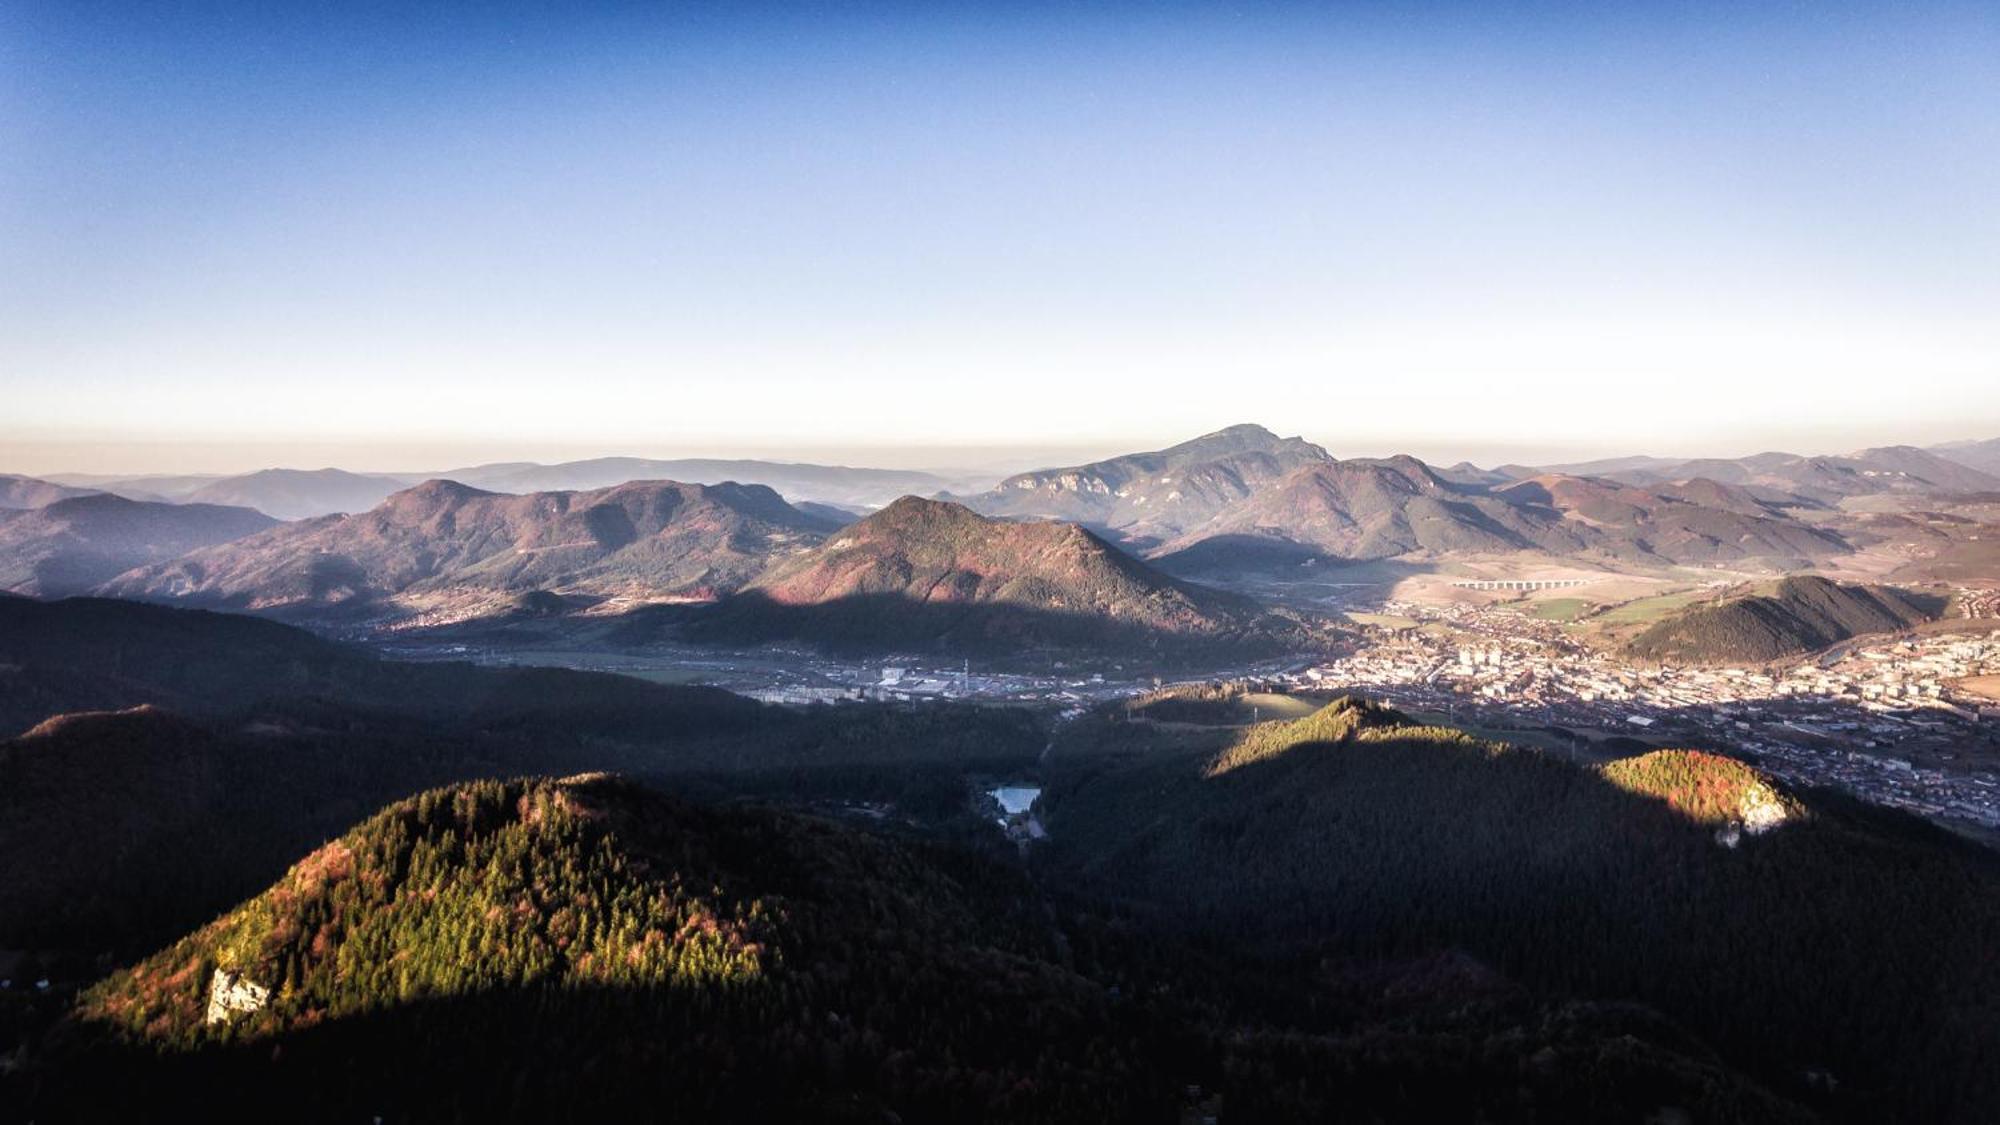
left=3, top=1, right=1997, bottom=475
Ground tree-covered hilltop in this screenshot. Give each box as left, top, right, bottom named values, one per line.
left=0, top=697, right=1043, bottom=959
left=25, top=773, right=1812, bottom=1123
left=1624, top=575, right=1943, bottom=664
left=1039, top=697, right=2000, bottom=1122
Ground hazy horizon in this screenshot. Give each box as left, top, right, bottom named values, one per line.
left=9, top=418, right=2000, bottom=482
left=6, top=2, right=1997, bottom=476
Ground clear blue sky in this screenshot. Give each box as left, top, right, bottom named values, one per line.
left=4, top=1, right=1996, bottom=473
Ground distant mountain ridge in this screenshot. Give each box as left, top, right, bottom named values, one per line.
left=181, top=468, right=411, bottom=520
left=0, top=495, right=277, bottom=598
left=45, top=459, right=985, bottom=518
left=1523, top=445, right=2000, bottom=504
left=0, top=474, right=100, bottom=510
left=102, top=479, right=838, bottom=621
left=437, top=457, right=969, bottom=510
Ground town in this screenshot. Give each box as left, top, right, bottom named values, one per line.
left=389, top=595, right=2000, bottom=842
left=1286, top=598, right=2000, bottom=838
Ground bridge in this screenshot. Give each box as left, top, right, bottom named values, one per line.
left=1450, top=579, right=1592, bottom=591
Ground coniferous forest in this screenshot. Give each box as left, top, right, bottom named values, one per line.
left=3, top=602, right=1998, bottom=1122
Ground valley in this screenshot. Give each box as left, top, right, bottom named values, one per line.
left=15, top=10, right=2000, bottom=1117
left=9, top=423, right=2000, bottom=1122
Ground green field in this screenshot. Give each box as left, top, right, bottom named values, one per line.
left=1525, top=598, right=1591, bottom=623
left=1595, top=590, right=1709, bottom=626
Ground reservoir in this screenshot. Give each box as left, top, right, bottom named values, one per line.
left=989, top=785, right=1041, bottom=819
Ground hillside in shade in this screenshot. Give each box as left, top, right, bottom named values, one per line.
left=685, top=496, right=1307, bottom=658
left=0, top=495, right=276, bottom=598
left=1039, top=696, right=2000, bottom=1121
left=30, top=773, right=1810, bottom=1123
left=102, top=478, right=839, bottom=621
left=1625, top=575, right=1944, bottom=664
left=0, top=596, right=1048, bottom=958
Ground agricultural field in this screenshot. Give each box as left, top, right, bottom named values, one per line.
left=1593, top=589, right=1712, bottom=625
left=1523, top=597, right=1591, bottom=623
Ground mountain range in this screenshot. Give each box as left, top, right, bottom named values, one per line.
left=3, top=424, right=1996, bottom=650
left=44, top=458, right=976, bottom=520
left=965, top=426, right=1859, bottom=572
left=1525, top=445, right=2000, bottom=504
left=100, top=479, right=840, bottom=622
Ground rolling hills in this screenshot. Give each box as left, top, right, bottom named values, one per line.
left=1624, top=575, right=1945, bottom=664
left=0, top=495, right=277, bottom=598
left=101, top=479, right=840, bottom=622
left=1932, top=436, right=2000, bottom=477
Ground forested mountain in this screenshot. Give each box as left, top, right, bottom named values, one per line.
left=681, top=496, right=1307, bottom=658
left=101, top=479, right=839, bottom=622
left=1039, top=696, right=2000, bottom=1121
left=21, top=773, right=1810, bottom=1122
left=1625, top=576, right=1944, bottom=663
left=5, top=597, right=1989, bottom=1120
left=0, top=597, right=1044, bottom=958
left=0, top=495, right=276, bottom=598
left=961, top=423, right=1333, bottom=546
